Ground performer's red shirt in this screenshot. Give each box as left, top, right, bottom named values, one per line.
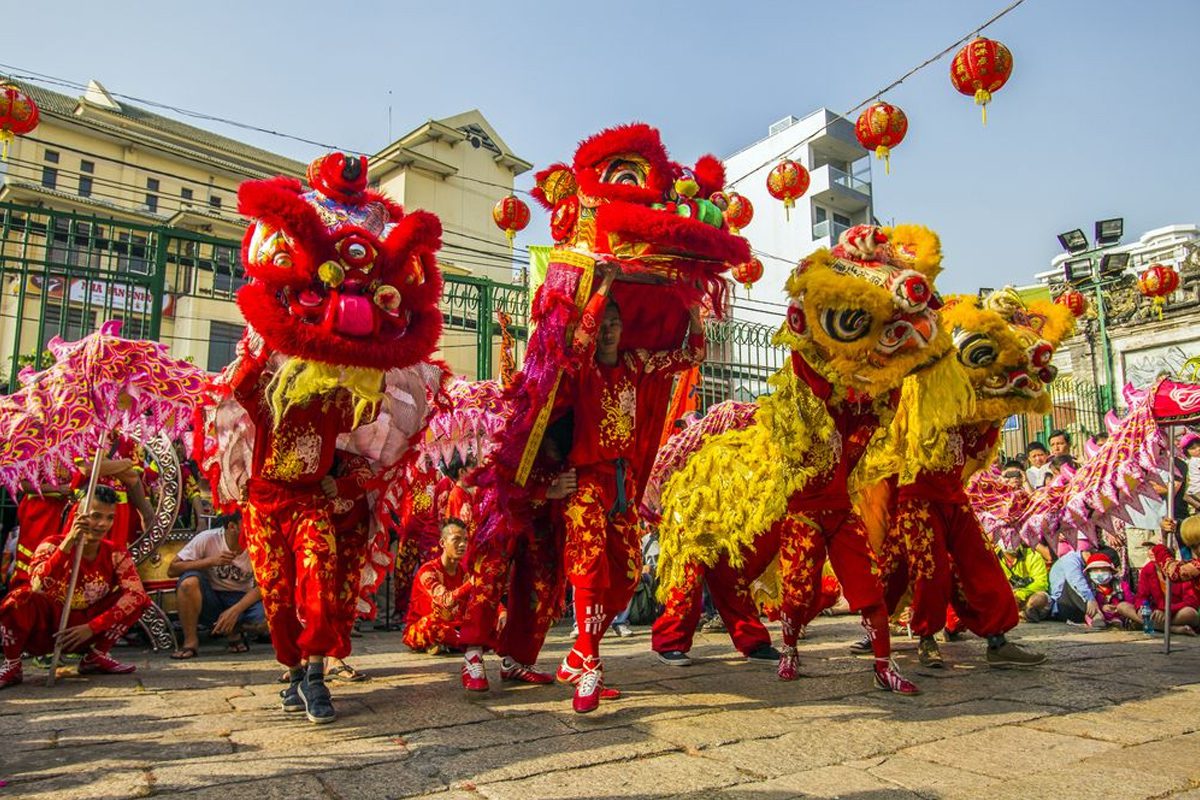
left=405, top=558, right=469, bottom=625
left=28, top=535, right=150, bottom=633
left=10, top=492, right=71, bottom=590
left=899, top=422, right=1000, bottom=504
left=445, top=484, right=475, bottom=529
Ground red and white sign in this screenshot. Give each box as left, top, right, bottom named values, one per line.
left=30, top=276, right=176, bottom=318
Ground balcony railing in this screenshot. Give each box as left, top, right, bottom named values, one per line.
left=827, top=166, right=870, bottom=194
left=812, top=219, right=850, bottom=241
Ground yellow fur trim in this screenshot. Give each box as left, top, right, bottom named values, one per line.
left=884, top=223, right=943, bottom=279
left=655, top=364, right=835, bottom=599
left=266, top=358, right=383, bottom=430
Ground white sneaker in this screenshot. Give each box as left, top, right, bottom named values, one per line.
left=613, top=623, right=633, bottom=638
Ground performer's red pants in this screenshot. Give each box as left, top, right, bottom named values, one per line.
left=460, top=522, right=562, bottom=665
left=0, top=588, right=148, bottom=660
left=564, top=472, right=642, bottom=660
left=243, top=484, right=342, bottom=667
left=330, top=518, right=370, bottom=661
left=403, top=615, right=463, bottom=652
left=776, top=508, right=891, bottom=658
left=895, top=498, right=1018, bottom=638
left=652, top=527, right=776, bottom=656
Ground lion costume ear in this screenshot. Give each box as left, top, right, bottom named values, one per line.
left=531, top=163, right=577, bottom=210
left=885, top=224, right=943, bottom=280
left=1026, top=299, right=1077, bottom=345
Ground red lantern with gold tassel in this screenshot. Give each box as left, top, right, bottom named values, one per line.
left=0, top=83, right=40, bottom=161
left=766, top=159, right=809, bottom=221
left=855, top=102, right=907, bottom=175
left=950, top=37, right=1014, bottom=126
left=732, top=256, right=764, bottom=296
left=724, top=192, right=754, bottom=234
left=492, top=194, right=530, bottom=246
left=1054, top=288, right=1087, bottom=318
left=1137, top=263, right=1179, bottom=319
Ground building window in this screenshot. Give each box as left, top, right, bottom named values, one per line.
left=117, top=232, right=150, bottom=275
left=41, top=304, right=95, bottom=346
left=209, top=195, right=222, bottom=210
left=80, top=160, right=94, bottom=174
left=48, top=219, right=101, bottom=267
left=207, top=321, right=243, bottom=372
left=43, top=149, right=59, bottom=164
left=78, top=176, right=93, bottom=198
left=212, top=246, right=245, bottom=295
left=146, top=177, right=160, bottom=214
left=146, top=178, right=160, bottom=192
left=181, top=187, right=193, bottom=202
left=41, top=166, right=57, bottom=190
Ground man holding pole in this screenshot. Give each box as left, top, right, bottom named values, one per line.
left=0, top=485, right=150, bottom=688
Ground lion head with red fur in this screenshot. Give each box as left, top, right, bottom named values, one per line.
left=532, top=123, right=749, bottom=298
left=236, top=152, right=444, bottom=372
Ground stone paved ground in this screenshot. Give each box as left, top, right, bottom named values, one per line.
left=2, top=617, right=1199, bottom=800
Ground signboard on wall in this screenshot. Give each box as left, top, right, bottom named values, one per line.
left=25, top=276, right=176, bottom=318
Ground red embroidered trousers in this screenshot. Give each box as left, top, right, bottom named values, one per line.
left=894, top=497, right=1018, bottom=638
left=0, top=588, right=148, bottom=660
left=330, top=517, right=370, bottom=660
left=563, top=472, right=642, bottom=622
left=652, top=527, right=777, bottom=656
left=403, top=615, right=463, bottom=651
left=775, top=508, right=888, bottom=648
left=243, top=485, right=343, bottom=666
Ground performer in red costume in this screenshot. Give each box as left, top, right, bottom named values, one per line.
left=325, top=452, right=374, bottom=680
left=404, top=520, right=472, bottom=652
left=555, top=267, right=706, bottom=712
left=391, top=458, right=447, bottom=625
left=458, top=419, right=575, bottom=690
left=0, top=485, right=150, bottom=688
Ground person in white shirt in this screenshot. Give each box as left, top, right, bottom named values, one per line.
left=168, top=512, right=264, bottom=658
left=1025, top=441, right=1051, bottom=489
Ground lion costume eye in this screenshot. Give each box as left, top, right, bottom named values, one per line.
left=820, top=309, right=872, bottom=342
left=955, top=332, right=998, bottom=368
left=600, top=159, right=647, bottom=187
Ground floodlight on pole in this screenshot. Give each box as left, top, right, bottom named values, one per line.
left=1063, top=257, right=1094, bottom=283
left=1057, top=229, right=1089, bottom=254
left=1098, top=251, right=1131, bottom=274
left=1095, top=218, right=1124, bottom=246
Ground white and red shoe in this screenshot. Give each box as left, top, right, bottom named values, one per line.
left=873, top=658, right=921, bottom=696
left=79, top=651, right=136, bottom=675
left=500, top=657, right=553, bottom=685
left=0, top=658, right=23, bottom=689
left=572, top=658, right=604, bottom=714
left=558, top=651, right=620, bottom=699
left=777, top=646, right=800, bottom=681
left=461, top=652, right=490, bottom=692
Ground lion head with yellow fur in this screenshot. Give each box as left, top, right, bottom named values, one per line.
left=776, top=224, right=954, bottom=399
left=940, top=288, right=1076, bottom=423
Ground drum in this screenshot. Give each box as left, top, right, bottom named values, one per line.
left=136, top=531, right=201, bottom=614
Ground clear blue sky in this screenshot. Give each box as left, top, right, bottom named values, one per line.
left=5, top=0, right=1197, bottom=294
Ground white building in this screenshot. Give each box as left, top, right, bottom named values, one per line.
left=723, top=109, right=873, bottom=324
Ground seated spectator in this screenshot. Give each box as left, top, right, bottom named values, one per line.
left=1181, top=432, right=1200, bottom=517
left=1076, top=552, right=1130, bottom=627
left=1025, top=442, right=1051, bottom=488
left=0, top=486, right=151, bottom=688
left=997, top=542, right=1049, bottom=615
left=1001, top=461, right=1031, bottom=492
left=1025, top=546, right=1120, bottom=625
left=168, top=512, right=264, bottom=659
left=1141, top=516, right=1200, bottom=635
left=611, top=525, right=661, bottom=635
left=403, top=520, right=473, bottom=654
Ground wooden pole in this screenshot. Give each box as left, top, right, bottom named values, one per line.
left=46, top=431, right=108, bottom=687
left=1164, top=425, right=1176, bottom=655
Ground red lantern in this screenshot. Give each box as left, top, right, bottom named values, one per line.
left=766, top=159, right=809, bottom=221
left=1138, top=263, right=1180, bottom=318
left=732, top=257, right=764, bottom=295
left=1054, top=289, right=1087, bottom=318
left=950, top=37, right=1014, bottom=126
left=0, top=83, right=39, bottom=161
left=855, top=102, right=907, bottom=175
left=724, top=192, right=754, bottom=234
left=492, top=194, right=530, bottom=246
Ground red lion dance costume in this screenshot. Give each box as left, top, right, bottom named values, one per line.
left=448, top=124, right=747, bottom=712
left=201, top=153, right=447, bottom=724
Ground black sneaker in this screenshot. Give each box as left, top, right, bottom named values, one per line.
left=745, top=644, right=781, bottom=662
left=299, top=669, right=337, bottom=724
left=280, top=670, right=304, bottom=713
left=656, top=650, right=692, bottom=667
left=848, top=635, right=873, bottom=655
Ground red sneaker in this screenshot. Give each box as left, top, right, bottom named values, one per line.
left=777, top=646, right=800, bottom=681
left=873, top=658, right=921, bottom=696
left=572, top=659, right=604, bottom=714
left=79, top=651, right=136, bottom=675
left=460, top=653, right=490, bottom=692
left=556, top=650, right=585, bottom=684
left=0, top=658, right=23, bottom=689
left=500, top=658, right=554, bottom=685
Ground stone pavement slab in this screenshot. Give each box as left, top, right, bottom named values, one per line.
left=0, top=617, right=1197, bottom=799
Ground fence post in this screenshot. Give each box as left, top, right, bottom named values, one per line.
left=148, top=227, right=170, bottom=341
left=476, top=280, right=494, bottom=380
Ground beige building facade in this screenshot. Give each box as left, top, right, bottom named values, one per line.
left=0, top=77, right=530, bottom=383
